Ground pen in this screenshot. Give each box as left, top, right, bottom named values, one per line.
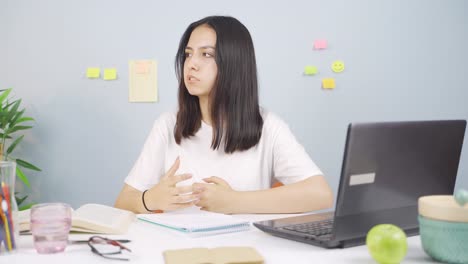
left=69, top=239, right=131, bottom=244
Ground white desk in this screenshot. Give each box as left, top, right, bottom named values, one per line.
left=4, top=213, right=436, bottom=264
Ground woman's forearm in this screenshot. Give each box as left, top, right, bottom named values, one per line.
left=229, top=176, right=334, bottom=214
left=115, top=184, right=148, bottom=213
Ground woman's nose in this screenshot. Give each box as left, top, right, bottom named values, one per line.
left=187, top=56, right=199, bottom=71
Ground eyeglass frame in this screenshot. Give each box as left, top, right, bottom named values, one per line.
left=87, top=235, right=132, bottom=261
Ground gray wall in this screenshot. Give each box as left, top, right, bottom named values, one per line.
left=1, top=0, right=467, bottom=209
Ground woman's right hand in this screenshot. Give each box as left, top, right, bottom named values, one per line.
left=143, top=157, right=198, bottom=211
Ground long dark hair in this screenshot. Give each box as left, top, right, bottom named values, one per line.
left=174, top=16, right=263, bottom=153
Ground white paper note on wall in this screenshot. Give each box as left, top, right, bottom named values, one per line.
left=129, top=60, right=158, bottom=102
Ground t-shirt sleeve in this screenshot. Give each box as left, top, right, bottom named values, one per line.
left=124, top=115, right=169, bottom=191
left=272, top=117, right=323, bottom=185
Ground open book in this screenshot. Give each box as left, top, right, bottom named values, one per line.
left=163, top=247, right=264, bottom=264
left=19, top=203, right=135, bottom=235
left=137, top=209, right=250, bottom=237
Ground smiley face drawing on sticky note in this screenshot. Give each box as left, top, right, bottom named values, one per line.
left=331, top=60, right=345, bottom=73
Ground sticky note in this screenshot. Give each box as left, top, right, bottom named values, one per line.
left=135, top=62, right=150, bottom=74
left=103, top=68, right=117, bottom=80
left=129, top=60, right=158, bottom=102
left=86, top=68, right=100, bottom=79
left=304, top=66, right=318, bottom=75
left=322, top=78, right=335, bottom=89
left=331, top=60, right=345, bottom=73
left=314, top=40, right=328, bottom=50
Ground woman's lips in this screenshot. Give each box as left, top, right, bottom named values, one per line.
left=186, top=75, right=200, bottom=84
left=187, top=75, right=199, bottom=81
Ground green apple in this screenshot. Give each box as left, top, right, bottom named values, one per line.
left=366, top=224, right=408, bottom=264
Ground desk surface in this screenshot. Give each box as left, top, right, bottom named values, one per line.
left=4, top=213, right=437, bottom=264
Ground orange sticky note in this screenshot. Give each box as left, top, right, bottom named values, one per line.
left=129, top=60, right=158, bottom=102
left=314, top=40, right=328, bottom=50
left=135, top=62, right=150, bottom=74
left=322, top=78, right=335, bottom=89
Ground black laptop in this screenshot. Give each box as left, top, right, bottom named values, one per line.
left=253, top=120, right=466, bottom=248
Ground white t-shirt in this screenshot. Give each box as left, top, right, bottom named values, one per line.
left=125, top=110, right=323, bottom=192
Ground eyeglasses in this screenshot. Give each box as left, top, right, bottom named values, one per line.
left=86, top=236, right=132, bottom=261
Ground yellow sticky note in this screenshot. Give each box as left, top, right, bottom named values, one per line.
left=103, top=68, right=117, bottom=80
left=86, top=68, right=100, bottom=79
left=322, top=78, right=335, bottom=89
left=304, top=65, right=318, bottom=75
left=129, top=60, right=158, bottom=102
left=331, top=60, right=345, bottom=73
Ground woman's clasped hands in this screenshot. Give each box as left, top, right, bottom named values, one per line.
left=143, top=157, right=238, bottom=213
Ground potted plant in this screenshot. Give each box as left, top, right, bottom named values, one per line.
left=0, top=88, right=41, bottom=210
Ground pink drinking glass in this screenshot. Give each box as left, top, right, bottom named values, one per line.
left=30, top=203, right=72, bottom=254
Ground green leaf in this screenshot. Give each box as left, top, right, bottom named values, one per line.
left=16, top=167, right=31, bottom=188
left=0, top=88, right=12, bottom=104
left=2, top=99, right=20, bottom=130
left=4, top=99, right=17, bottom=109
left=6, top=125, right=32, bottom=134
left=15, top=195, right=28, bottom=206
left=16, top=158, right=41, bottom=171
left=10, top=109, right=25, bottom=126
left=7, top=135, right=24, bottom=154
left=19, top=203, right=35, bottom=211
left=5, top=99, right=21, bottom=124
left=0, top=133, right=12, bottom=139
left=15, top=116, right=34, bottom=124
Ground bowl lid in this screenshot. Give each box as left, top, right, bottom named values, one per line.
left=419, top=195, right=468, bottom=222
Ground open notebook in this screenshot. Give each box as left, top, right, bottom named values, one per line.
left=19, top=203, right=135, bottom=234
left=137, top=208, right=250, bottom=237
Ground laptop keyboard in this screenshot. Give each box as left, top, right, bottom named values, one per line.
left=283, top=219, right=334, bottom=237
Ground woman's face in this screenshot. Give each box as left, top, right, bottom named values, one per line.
left=184, top=24, right=218, bottom=98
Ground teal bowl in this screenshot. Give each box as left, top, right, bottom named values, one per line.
left=418, top=215, right=468, bottom=264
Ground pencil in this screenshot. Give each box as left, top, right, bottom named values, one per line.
left=0, top=198, right=12, bottom=251
left=1, top=182, right=11, bottom=213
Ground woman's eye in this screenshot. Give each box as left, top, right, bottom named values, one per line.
left=203, top=52, right=213, bottom=58
left=185, top=52, right=192, bottom=58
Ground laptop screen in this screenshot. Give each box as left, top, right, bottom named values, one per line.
left=334, top=120, right=466, bottom=217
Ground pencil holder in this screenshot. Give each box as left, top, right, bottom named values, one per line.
left=0, top=160, right=19, bottom=254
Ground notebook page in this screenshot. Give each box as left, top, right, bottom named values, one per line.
left=137, top=209, right=250, bottom=233
left=72, top=203, right=135, bottom=234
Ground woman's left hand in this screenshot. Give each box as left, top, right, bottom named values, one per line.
left=193, top=176, right=238, bottom=213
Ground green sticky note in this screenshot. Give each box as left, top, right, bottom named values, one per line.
left=87, top=68, right=100, bottom=78
left=304, top=65, right=318, bottom=75
left=103, top=68, right=117, bottom=80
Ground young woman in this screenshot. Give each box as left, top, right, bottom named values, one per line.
left=115, top=16, right=333, bottom=214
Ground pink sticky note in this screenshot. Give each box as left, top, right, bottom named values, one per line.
left=314, top=40, right=328, bottom=50
left=135, top=62, right=150, bottom=74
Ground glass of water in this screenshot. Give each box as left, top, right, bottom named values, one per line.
left=30, top=203, right=72, bottom=254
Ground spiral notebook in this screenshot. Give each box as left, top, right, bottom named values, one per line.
left=137, top=209, right=250, bottom=237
